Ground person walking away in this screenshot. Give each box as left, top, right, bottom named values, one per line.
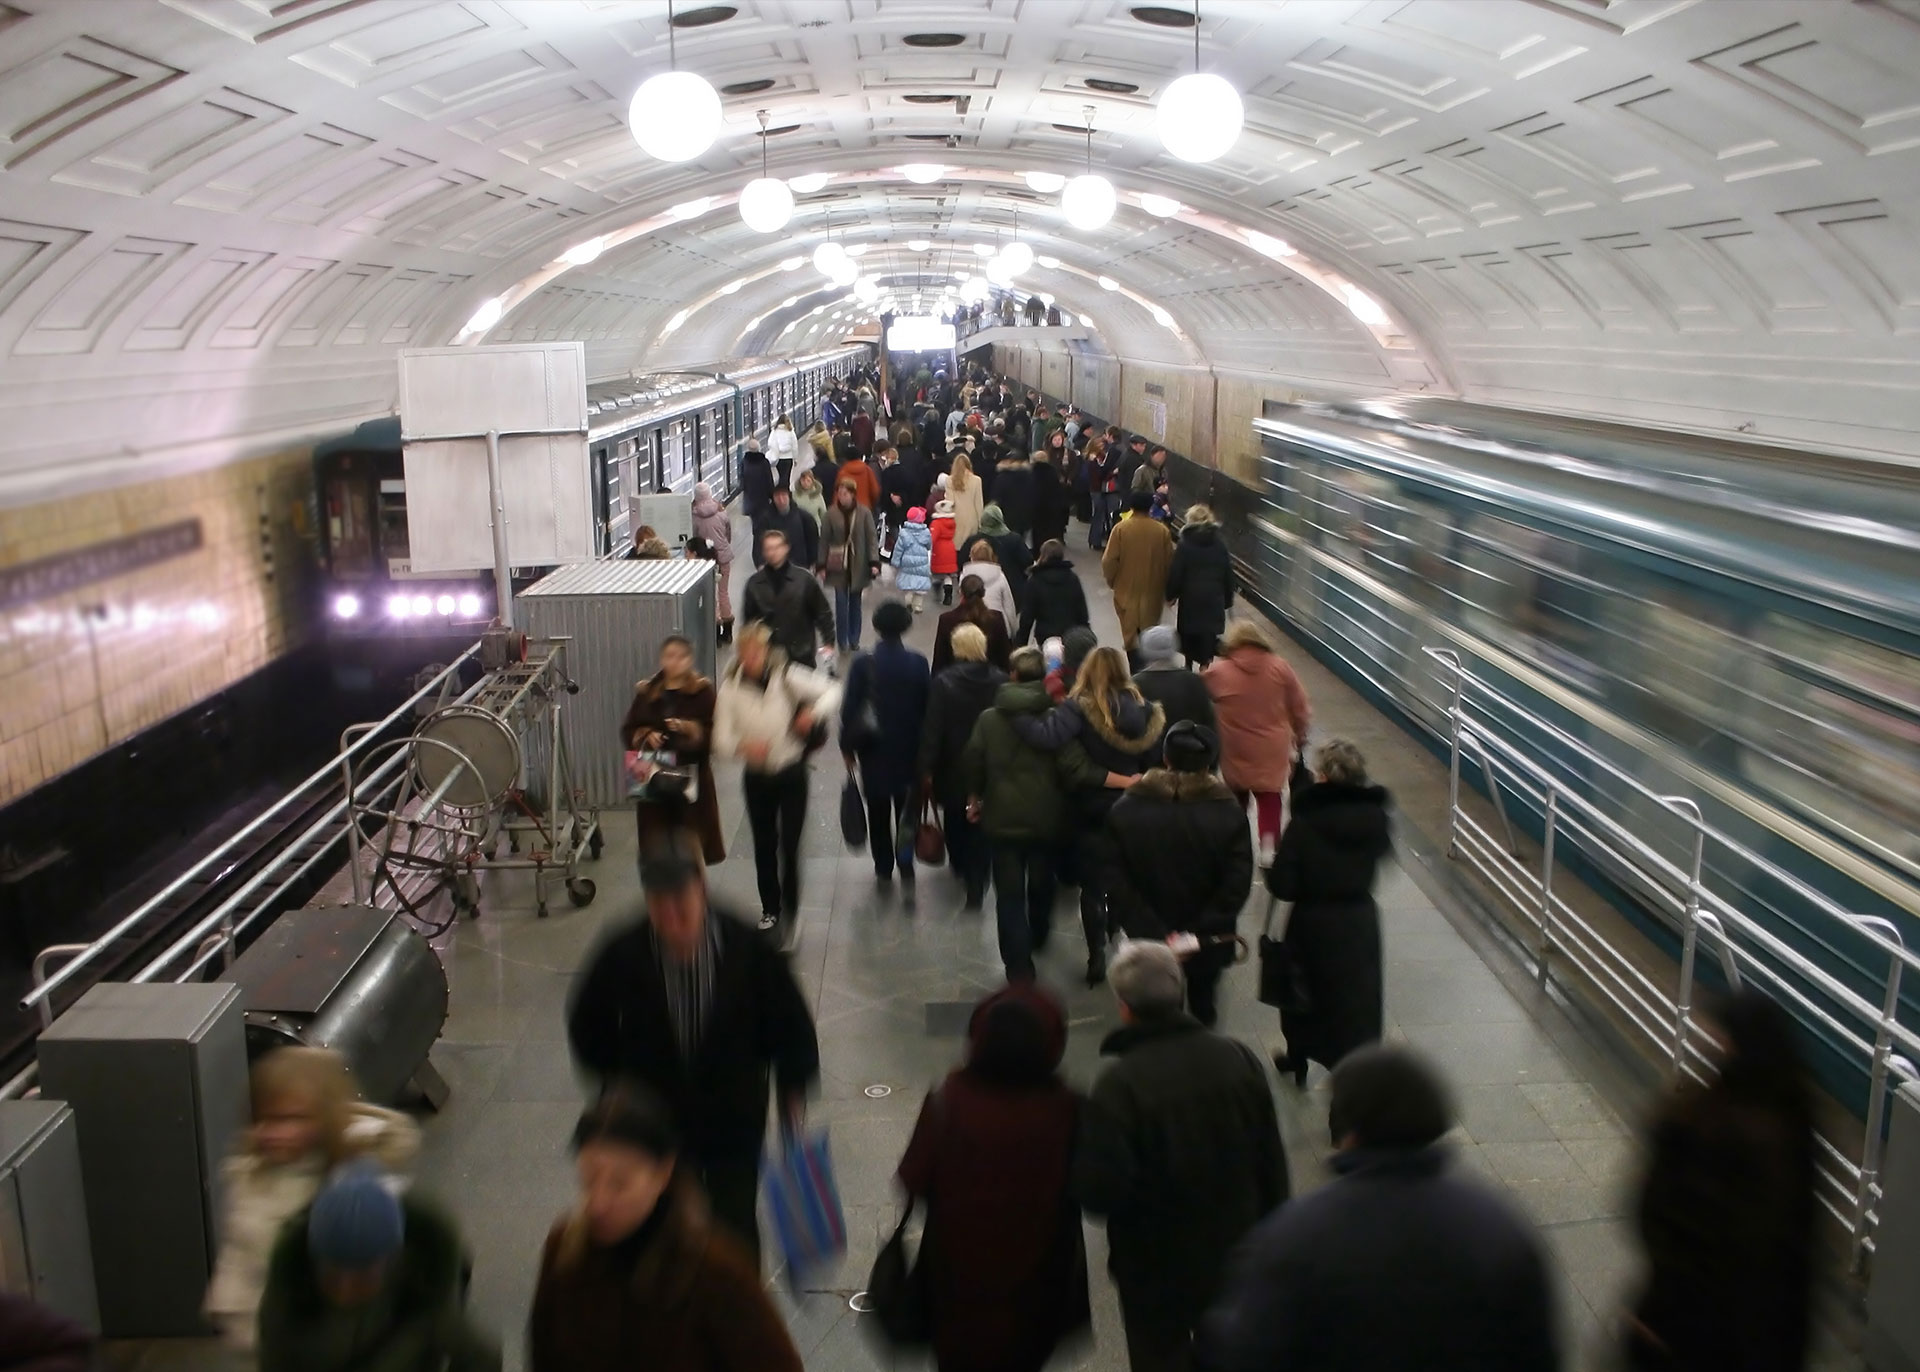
left=833, top=446, right=881, bottom=510
left=958, top=540, right=1019, bottom=640
left=1076, top=942, right=1287, bottom=1372
left=1205, top=619, right=1311, bottom=866
left=530, top=1088, right=803, bottom=1372
left=819, top=481, right=878, bottom=652
left=917, top=624, right=1007, bottom=910
left=993, top=450, right=1036, bottom=540
left=622, top=634, right=723, bottom=863
left=947, top=454, right=984, bottom=556
left=1265, top=739, right=1390, bottom=1087
left=1029, top=449, right=1069, bottom=557
left=206, top=1046, right=419, bottom=1352
left=964, top=647, right=1088, bottom=980
left=257, top=1167, right=499, bottom=1372
left=929, top=494, right=960, bottom=604
left=841, top=602, right=931, bottom=887
left=1625, top=989, right=1816, bottom=1372
left=750, top=486, right=817, bottom=571
left=892, top=507, right=934, bottom=613
left=1164, top=505, right=1233, bottom=668
left=1008, top=647, right=1163, bottom=986
left=1104, top=724, right=1252, bottom=1026
left=1019, top=539, right=1089, bottom=647
left=740, top=446, right=775, bottom=524
left=1130, top=445, right=1171, bottom=496
left=569, top=829, right=819, bottom=1255
left=1045, top=625, right=1098, bottom=703
left=767, top=415, right=801, bottom=489
left=713, top=624, right=840, bottom=939
left=850, top=404, right=875, bottom=459
left=792, top=468, right=828, bottom=536
left=805, top=420, right=834, bottom=473
left=890, top=440, right=933, bottom=517
left=933, top=573, right=1012, bottom=674
left=740, top=529, right=832, bottom=666
left=690, top=483, right=734, bottom=642
left=1133, top=628, right=1216, bottom=750
left=1103, top=492, right=1175, bottom=653
left=1198, top=1047, right=1558, bottom=1372
left=895, top=985, right=1090, bottom=1372
left=1086, top=438, right=1121, bottom=550
left=974, top=504, right=1033, bottom=628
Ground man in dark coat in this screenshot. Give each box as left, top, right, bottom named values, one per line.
left=750, top=486, right=817, bottom=569
left=1105, top=723, right=1253, bottom=1026
left=1077, top=941, right=1287, bottom=1372
left=739, top=528, right=833, bottom=667
left=1133, top=628, right=1216, bottom=749
left=841, top=601, right=930, bottom=884
left=880, top=443, right=931, bottom=524
left=916, top=623, right=1008, bottom=908
left=992, top=455, right=1036, bottom=538
left=1118, top=433, right=1151, bottom=491
left=1199, top=1047, right=1559, bottom=1372
left=1019, top=540, right=1090, bottom=647
left=739, top=448, right=775, bottom=523
left=850, top=406, right=875, bottom=457
left=1163, top=507, right=1234, bottom=667
left=568, top=831, right=820, bottom=1258
left=1028, top=452, right=1069, bottom=555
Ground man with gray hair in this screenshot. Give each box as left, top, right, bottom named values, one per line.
left=1076, top=941, right=1288, bottom=1372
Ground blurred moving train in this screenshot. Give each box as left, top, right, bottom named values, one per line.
left=1241, top=399, right=1920, bottom=1100
left=311, top=345, right=869, bottom=643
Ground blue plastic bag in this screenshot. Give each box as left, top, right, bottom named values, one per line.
left=762, top=1127, right=847, bottom=1285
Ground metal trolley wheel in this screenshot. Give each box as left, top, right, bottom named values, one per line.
left=413, top=704, right=522, bottom=814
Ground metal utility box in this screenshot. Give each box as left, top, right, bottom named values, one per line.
left=0, top=1103, right=97, bottom=1332
left=518, top=559, right=716, bottom=809
left=37, top=983, right=248, bottom=1337
left=1870, top=1083, right=1920, bottom=1371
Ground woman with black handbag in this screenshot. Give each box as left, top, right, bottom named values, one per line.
left=621, top=635, right=722, bottom=864
left=878, top=984, right=1088, bottom=1372
left=1263, top=738, right=1392, bottom=1087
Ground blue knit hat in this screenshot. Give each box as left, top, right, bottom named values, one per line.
left=308, top=1167, right=404, bottom=1268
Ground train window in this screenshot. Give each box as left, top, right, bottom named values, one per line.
left=325, top=475, right=373, bottom=575
left=1457, top=515, right=1597, bottom=682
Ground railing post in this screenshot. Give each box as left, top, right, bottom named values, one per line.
left=1855, top=919, right=1905, bottom=1273
left=29, top=944, right=87, bottom=1029
left=1538, top=788, right=1558, bottom=987
left=1671, top=806, right=1707, bottom=1080
left=1441, top=651, right=1463, bottom=859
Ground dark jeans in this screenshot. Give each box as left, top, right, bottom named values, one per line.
left=699, top=1151, right=763, bottom=1262
left=863, top=771, right=913, bottom=878
left=834, top=586, right=863, bottom=650
left=991, top=840, right=1056, bottom=980
left=942, top=796, right=988, bottom=903
left=775, top=457, right=793, bottom=489
left=1079, top=827, right=1118, bottom=963
left=1090, top=491, right=1121, bottom=548
left=1180, top=631, right=1216, bottom=669
left=1120, top=1295, right=1194, bottom=1372
left=743, top=765, right=808, bottom=920
left=1183, top=940, right=1234, bottom=1027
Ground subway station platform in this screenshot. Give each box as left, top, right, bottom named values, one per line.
left=111, top=531, right=1861, bottom=1372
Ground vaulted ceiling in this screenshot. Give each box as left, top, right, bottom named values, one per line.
left=2, top=0, right=1919, bottom=504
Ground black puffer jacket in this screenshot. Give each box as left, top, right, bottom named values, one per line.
left=916, top=660, right=1009, bottom=800
left=1105, top=769, right=1253, bottom=939
left=1165, top=523, right=1235, bottom=638
left=993, top=459, right=1036, bottom=535
left=1075, top=1016, right=1288, bottom=1326
left=1133, top=665, right=1217, bottom=750
left=750, top=502, right=818, bottom=569
left=739, top=450, right=774, bottom=520
left=1019, top=559, right=1091, bottom=646
left=1010, top=693, right=1165, bottom=818
left=739, top=561, right=833, bottom=665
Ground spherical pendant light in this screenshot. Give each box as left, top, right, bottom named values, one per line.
left=738, top=110, right=795, bottom=232
left=1139, top=193, right=1184, bottom=218
left=1157, top=71, right=1241, bottom=163
left=813, top=240, right=849, bottom=276
left=853, top=275, right=879, bottom=302
left=628, top=70, right=722, bottom=163
left=828, top=258, right=858, bottom=287
left=1062, top=173, right=1116, bottom=231
left=1024, top=171, right=1066, bottom=193
left=998, top=240, right=1035, bottom=275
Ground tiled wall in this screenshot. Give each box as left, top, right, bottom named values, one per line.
left=0, top=453, right=315, bottom=806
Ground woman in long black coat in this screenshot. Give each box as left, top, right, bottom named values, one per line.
left=1265, top=738, right=1391, bottom=1086
left=1163, top=504, right=1235, bottom=668
left=620, top=635, right=724, bottom=863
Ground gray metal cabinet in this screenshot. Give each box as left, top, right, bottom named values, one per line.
left=0, top=1103, right=97, bottom=1332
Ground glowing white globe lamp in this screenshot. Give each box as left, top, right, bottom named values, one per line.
left=628, top=70, right=722, bottom=162
left=1062, top=173, right=1117, bottom=231
left=985, top=255, right=1016, bottom=287
left=1139, top=193, right=1183, bottom=218
left=998, top=240, right=1035, bottom=275
left=1157, top=71, right=1241, bottom=163
left=1025, top=171, right=1067, bottom=193
left=813, top=240, right=850, bottom=276
left=900, top=163, right=946, bottom=184
left=787, top=172, right=831, bottom=193
left=853, top=275, right=880, bottom=302
left=907, top=239, right=932, bottom=252
left=739, top=176, right=794, bottom=233
left=827, top=256, right=859, bottom=286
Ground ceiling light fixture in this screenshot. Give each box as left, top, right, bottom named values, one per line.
left=719, top=279, right=743, bottom=294
left=1024, top=170, right=1067, bottom=193
left=738, top=110, right=795, bottom=232
left=1247, top=230, right=1296, bottom=259
left=908, top=238, right=932, bottom=251
left=1063, top=106, right=1117, bottom=231
left=779, top=256, right=804, bottom=270
left=1342, top=284, right=1390, bottom=326
left=1156, top=1, right=1242, bottom=163
left=1037, top=254, right=1060, bottom=268
left=1098, top=275, right=1119, bottom=290
left=997, top=209, right=1034, bottom=276
left=787, top=172, right=831, bottom=193
left=854, top=276, right=880, bottom=302
left=971, top=243, right=996, bottom=258
left=845, top=243, right=869, bottom=257
left=667, top=196, right=712, bottom=220
left=1139, top=193, right=1183, bottom=218
left=628, top=0, right=723, bottom=162
left=559, top=237, right=605, bottom=266
left=900, top=162, right=946, bottom=184
left=464, top=296, right=505, bottom=334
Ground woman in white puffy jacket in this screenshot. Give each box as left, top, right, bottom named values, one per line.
left=204, top=1046, right=419, bottom=1350
left=958, top=537, right=1020, bottom=638
left=767, top=414, right=802, bottom=487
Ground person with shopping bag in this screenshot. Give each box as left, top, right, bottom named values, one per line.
left=839, top=601, right=930, bottom=889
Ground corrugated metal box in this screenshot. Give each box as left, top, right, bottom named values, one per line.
left=518, top=559, right=715, bottom=809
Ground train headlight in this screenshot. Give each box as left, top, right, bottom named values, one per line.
left=331, top=593, right=360, bottom=620
left=411, top=594, right=432, bottom=616
left=387, top=595, right=411, bottom=619
left=435, top=594, right=455, bottom=616
left=457, top=593, right=482, bottom=618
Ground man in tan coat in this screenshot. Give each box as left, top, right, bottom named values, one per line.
left=1101, top=491, right=1175, bottom=650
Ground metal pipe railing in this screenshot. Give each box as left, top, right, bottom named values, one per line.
left=1425, top=645, right=1917, bottom=1267
left=20, top=645, right=480, bottom=1014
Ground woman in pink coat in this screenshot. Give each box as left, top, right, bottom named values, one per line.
left=1203, top=619, right=1311, bottom=864
left=690, top=482, right=734, bottom=640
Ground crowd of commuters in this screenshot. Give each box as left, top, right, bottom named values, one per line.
left=148, top=359, right=1825, bottom=1372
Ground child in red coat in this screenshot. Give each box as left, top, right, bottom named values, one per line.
left=929, top=498, right=960, bottom=605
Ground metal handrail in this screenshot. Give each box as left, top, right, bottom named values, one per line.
left=1426, top=646, right=1916, bottom=1268
left=20, top=644, right=481, bottom=1014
